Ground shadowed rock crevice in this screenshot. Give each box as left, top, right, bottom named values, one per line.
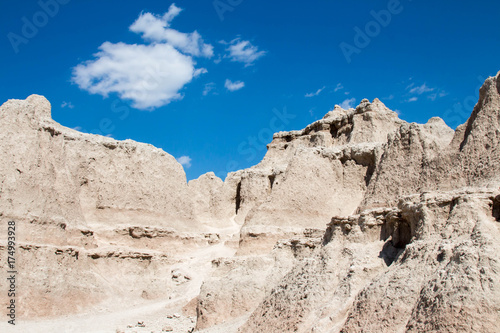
left=268, top=174, right=276, bottom=190
left=492, top=195, right=500, bottom=221
left=379, top=211, right=411, bottom=266
left=379, top=241, right=403, bottom=266
left=364, top=161, right=376, bottom=187
left=235, top=181, right=242, bottom=214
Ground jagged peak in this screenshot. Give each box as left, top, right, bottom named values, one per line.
left=324, top=98, right=397, bottom=121
left=456, top=71, right=500, bottom=151
left=427, top=116, right=447, bottom=124
left=273, top=97, right=403, bottom=146
left=356, top=98, right=398, bottom=116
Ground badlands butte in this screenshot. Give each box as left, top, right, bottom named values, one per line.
left=1, top=71, right=500, bottom=333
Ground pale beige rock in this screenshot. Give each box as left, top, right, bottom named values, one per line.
left=235, top=98, right=403, bottom=254
left=0, top=96, right=234, bottom=318
left=237, top=190, right=500, bottom=333
left=341, top=190, right=500, bottom=333
left=201, top=71, right=500, bottom=332
left=0, top=95, right=195, bottom=233
left=361, top=71, right=500, bottom=211
left=360, top=116, right=455, bottom=210
left=233, top=71, right=500, bottom=333
left=188, top=172, right=235, bottom=228
left=196, top=232, right=322, bottom=330
left=0, top=72, right=499, bottom=333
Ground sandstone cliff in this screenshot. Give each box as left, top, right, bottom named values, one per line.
left=0, top=71, right=499, bottom=333
left=199, top=71, right=500, bottom=333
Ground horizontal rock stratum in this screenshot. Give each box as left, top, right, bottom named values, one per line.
left=0, top=71, right=499, bottom=333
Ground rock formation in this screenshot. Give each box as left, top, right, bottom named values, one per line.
left=0, top=71, right=499, bottom=333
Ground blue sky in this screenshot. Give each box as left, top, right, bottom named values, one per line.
left=1, top=0, right=499, bottom=180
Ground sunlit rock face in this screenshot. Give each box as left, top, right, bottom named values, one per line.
left=1, top=72, right=499, bottom=333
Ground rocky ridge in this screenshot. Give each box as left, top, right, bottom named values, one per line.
left=0, top=71, right=499, bottom=332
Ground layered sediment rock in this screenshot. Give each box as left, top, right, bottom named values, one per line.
left=232, top=98, right=404, bottom=254
left=198, top=71, right=500, bottom=332
left=238, top=189, right=500, bottom=333
left=0, top=71, right=499, bottom=332
left=0, top=96, right=235, bottom=317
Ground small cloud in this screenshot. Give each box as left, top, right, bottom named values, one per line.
left=408, top=83, right=434, bottom=95
left=334, top=83, right=344, bottom=92
left=339, top=97, right=356, bottom=109
left=225, top=79, right=245, bottom=92
left=224, top=38, right=266, bottom=66
left=213, top=55, right=222, bottom=64
left=428, top=89, right=448, bottom=101
left=129, top=4, right=213, bottom=57
left=72, top=126, right=82, bottom=131
left=176, top=155, right=192, bottom=168
left=305, top=86, right=325, bottom=98
left=344, top=91, right=350, bottom=95
left=384, top=94, right=394, bottom=100
left=394, top=109, right=401, bottom=115
left=194, top=68, right=208, bottom=76
left=61, top=101, right=74, bottom=109
left=203, top=82, right=216, bottom=96
left=407, top=97, right=418, bottom=102
left=308, top=108, right=315, bottom=116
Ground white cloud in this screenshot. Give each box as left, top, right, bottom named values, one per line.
left=224, top=38, right=266, bottom=66
left=334, top=83, right=344, bottom=92
left=225, top=79, right=245, bottom=91
left=129, top=4, right=213, bottom=58
left=176, top=155, right=192, bottom=168
left=203, top=82, right=216, bottom=96
left=72, top=4, right=210, bottom=110
left=339, top=97, right=356, bottom=109
left=407, top=97, right=418, bottom=102
left=72, top=42, right=200, bottom=109
left=305, top=86, right=325, bottom=98
left=408, top=83, right=434, bottom=95
left=61, top=101, right=74, bottom=109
